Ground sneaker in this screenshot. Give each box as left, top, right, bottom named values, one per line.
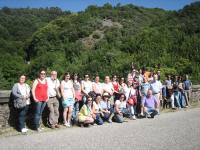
left=150, top=113, right=155, bottom=118
left=21, top=128, right=28, bottom=133
left=132, top=115, right=136, bottom=120
left=36, top=128, right=42, bottom=132
left=139, top=113, right=144, bottom=117
left=146, top=114, right=151, bottom=118
left=108, top=119, right=112, bottom=123
left=64, top=122, right=70, bottom=127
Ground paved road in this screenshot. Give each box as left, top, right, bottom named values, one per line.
left=0, top=108, right=200, bottom=150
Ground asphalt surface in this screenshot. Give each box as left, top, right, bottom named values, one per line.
left=0, top=108, right=200, bottom=150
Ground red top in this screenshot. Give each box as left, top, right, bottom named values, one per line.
left=112, top=82, right=119, bottom=92
left=35, top=79, right=48, bottom=102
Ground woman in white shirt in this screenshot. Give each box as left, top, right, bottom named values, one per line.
left=11, top=75, right=30, bottom=133
left=92, top=75, right=103, bottom=95
left=61, top=73, right=75, bottom=127
left=81, top=74, right=93, bottom=103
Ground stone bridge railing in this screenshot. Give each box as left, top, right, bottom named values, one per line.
left=0, top=85, right=200, bottom=129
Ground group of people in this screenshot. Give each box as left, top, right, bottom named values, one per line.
left=11, top=67, right=192, bottom=133
left=162, top=75, right=192, bottom=109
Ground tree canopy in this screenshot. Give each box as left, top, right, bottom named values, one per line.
left=0, top=2, right=200, bottom=89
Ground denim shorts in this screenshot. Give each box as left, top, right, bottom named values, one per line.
left=62, top=98, right=75, bottom=108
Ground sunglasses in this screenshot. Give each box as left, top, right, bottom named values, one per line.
left=40, top=73, right=46, bottom=75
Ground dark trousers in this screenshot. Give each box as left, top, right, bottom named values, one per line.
left=17, top=105, right=29, bottom=130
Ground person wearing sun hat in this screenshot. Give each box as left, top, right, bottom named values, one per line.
left=99, top=92, right=113, bottom=123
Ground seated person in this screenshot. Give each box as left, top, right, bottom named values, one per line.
left=99, top=92, right=113, bottom=123
left=78, top=96, right=94, bottom=126
left=92, top=94, right=104, bottom=125
left=113, top=93, right=131, bottom=123
left=140, top=89, right=158, bottom=118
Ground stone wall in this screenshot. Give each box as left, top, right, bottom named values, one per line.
left=191, top=85, right=200, bottom=102
left=0, top=85, right=200, bottom=129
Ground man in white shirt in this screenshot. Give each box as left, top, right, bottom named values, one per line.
left=150, top=74, right=162, bottom=113
left=102, top=76, right=114, bottom=104
left=46, top=71, right=60, bottom=129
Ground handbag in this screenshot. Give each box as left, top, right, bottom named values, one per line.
left=127, top=96, right=137, bottom=106
left=127, top=87, right=137, bottom=106
left=14, top=97, right=27, bottom=109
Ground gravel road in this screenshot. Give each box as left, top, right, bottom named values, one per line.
left=0, top=108, right=200, bottom=150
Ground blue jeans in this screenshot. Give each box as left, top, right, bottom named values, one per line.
left=34, top=101, right=46, bottom=129
left=174, top=94, right=181, bottom=108
left=121, top=108, right=132, bottom=118
left=113, top=114, right=123, bottom=123
left=96, top=114, right=104, bottom=125
left=17, top=105, right=29, bottom=130
left=72, top=101, right=80, bottom=122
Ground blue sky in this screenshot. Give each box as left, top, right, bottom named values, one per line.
left=0, top=0, right=198, bottom=12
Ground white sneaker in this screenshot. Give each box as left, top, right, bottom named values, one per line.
left=36, top=128, right=44, bottom=132
left=132, top=115, right=136, bottom=120
left=64, top=122, right=70, bottom=127
left=21, top=128, right=28, bottom=133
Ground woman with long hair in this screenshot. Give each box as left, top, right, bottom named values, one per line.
left=60, top=72, right=75, bottom=127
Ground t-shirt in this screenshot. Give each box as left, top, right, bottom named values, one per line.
left=82, top=80, right=93, bottom=94
left=112, top=81, right=119, bottom=92
left=103, top=82, right=113, bottom=94
left=124, top=86, right=137, bottom=101
left=150, top=80, right=162, bottom=94
left=138, top=74, right=144, bottom=85
left=115, top=100, right=126, bottom=112
left=93, top=82, right=103, bottom=94
left=93, top=101, right=102, bottom=113
left=141, top=83, right=150, bottom=96
left=73, top=80, right=81, bottom=91
left=183, top=80, right=192, bottom=90
left=100, top=100, right=111, bottom=110
left=142, top=96, right=157, bottom=109
left=165, top=80, right=172, bottom=87
left=62, top=80, right=74, bottom=99
left=46, top=77, right=60, bottom=97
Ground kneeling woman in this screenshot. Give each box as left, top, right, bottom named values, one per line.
left=78, top=96, right=94, bottom=126
left=113, top=93, right=131, bottom=123
left=92, top=94, right=104, bottom=125
left=12, top=75, right=31, bottom=133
